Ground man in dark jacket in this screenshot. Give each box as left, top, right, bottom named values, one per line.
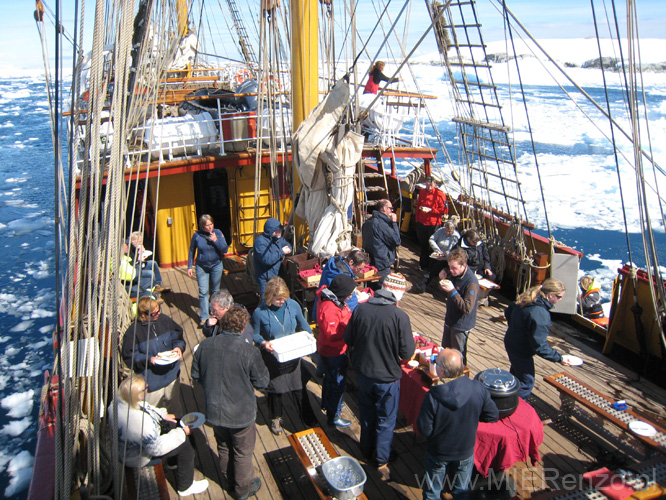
left=121, top=297, right=185, bottom=413
left=417, top=348, right=499, bottom=500
left=203, top=289, right=254, bottom=344
left=253, top=218, right=292, bottom=300
left=454, top=229, right=496, bottom=281
left=361, top=199, right=401, bottom=284
left=439, top=248, right=479, bottom=365
left=192, top=306, right=269, bottom=500
left=344, top=272, right=415, bottom=480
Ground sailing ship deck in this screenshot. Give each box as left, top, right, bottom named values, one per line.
left=154, top=240, right=666, bottom=499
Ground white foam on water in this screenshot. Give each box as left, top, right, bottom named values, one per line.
left=1, top=390, right=34, bottom=419
left=4, top=450, right=34, bottom=497
left=0, top=418, right=31, bottom=437
left=8, top=321, right=34, bottom=333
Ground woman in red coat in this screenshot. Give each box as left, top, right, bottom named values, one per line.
left=316, top=274, right=358, bottom=427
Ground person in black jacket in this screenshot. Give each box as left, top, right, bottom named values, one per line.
left=504, top=278, right=571, bottom=399
left=122, top=297, right=185, bottom=413
left=202, top=290, right=254, bottom=344
left=439, top=248, right=479, bottom=366
left=344, top=272, right=415, bottom=481
left=361, top=199, right=401, bottom=285
left=417, top=348, right=499, bottom=500
left=454, top=229, right=496, bottom=282
left=192, top=306, right=269, bottom=500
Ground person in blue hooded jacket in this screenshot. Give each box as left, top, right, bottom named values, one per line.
left=417, top=348, right=498, bottom=500
left=504, top=278, right=571, bottom=399
left=312, top=249, right=369, bottom=317
left=253, top=218, right=292, bottom=299
left=187, top=214, right=229, bottom=324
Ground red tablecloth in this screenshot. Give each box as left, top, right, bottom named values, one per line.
left=399, top=365, right=543, bottom=477
left=474, top=398, right=543, bottom=476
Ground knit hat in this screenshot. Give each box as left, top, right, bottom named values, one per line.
left=328, top=274, right=357, bottom=302
left=382, top=272, right=407, bottom=301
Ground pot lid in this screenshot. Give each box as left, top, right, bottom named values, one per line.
left=475, top=368, right=518, bottom=392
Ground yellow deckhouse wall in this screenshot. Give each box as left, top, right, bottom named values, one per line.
left=149, top=173, right=197, bottom=268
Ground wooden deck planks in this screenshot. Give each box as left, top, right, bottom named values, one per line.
left=145, top=241, right=666, bottom=499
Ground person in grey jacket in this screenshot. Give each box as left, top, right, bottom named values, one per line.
left=504, top=278, right=571, bottom=399
left=417, top=349, right=498, bottom=500
left=192, top=306, right=269, bottom=500
left=202, top=289, right=254, bottom=344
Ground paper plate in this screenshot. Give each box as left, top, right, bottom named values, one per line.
left=628, top=420, right=657, bottom=437
left=180, top=412, right=206, bottom=429
left=142, top=250, right=153, bottom=259
left=153, top=357, right=177, bottom=365
left=407, top=360, right=419, bottom=369
left=562, top=355, right=583, bottom=366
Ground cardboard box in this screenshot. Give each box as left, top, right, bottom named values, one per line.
left=270, top=331, right=317, bottom=362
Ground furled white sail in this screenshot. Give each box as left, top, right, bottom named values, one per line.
left=293, top=79, right=363, bottom=257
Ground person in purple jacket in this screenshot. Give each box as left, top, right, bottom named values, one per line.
left=187, top=214, right=229, bottom=324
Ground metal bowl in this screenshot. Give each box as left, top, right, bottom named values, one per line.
left=320, top=456, right=366, bottom=500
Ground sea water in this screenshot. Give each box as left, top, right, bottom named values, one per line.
left=1, top=67, right=666, bottom=497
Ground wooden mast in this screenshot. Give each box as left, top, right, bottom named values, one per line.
left=290, top=0, right=318, bottom=243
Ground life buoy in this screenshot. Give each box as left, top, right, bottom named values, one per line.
left=235, top=68, right=253, bottom=86
left=260, top=75, right=284, bottom=94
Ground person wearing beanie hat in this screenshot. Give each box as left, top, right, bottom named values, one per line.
left=313, top=249, right=370, bottom=317
left=344, top=273, right=415, bottom=480
left=252, top=218, right=292, bottom=300
left=382, top=272, right=407, bottom=301
left=315, top=274, right=358, bottom=428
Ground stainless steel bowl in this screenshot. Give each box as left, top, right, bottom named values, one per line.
left=320, top=456, right=367, bottom=500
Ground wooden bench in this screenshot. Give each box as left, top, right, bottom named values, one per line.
left=544, top=372, right=666, bottom=457
left=124, top=462, right=170, bottom=500
left=288, top=427, right=368, bottom=500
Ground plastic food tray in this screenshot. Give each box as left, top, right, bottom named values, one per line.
left=270, top=331, right=317, bottom=362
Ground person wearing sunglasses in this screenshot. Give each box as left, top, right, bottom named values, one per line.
left=361, top=199, right=401, bottom=285
left=122, top=297, right=185, bottom=413
left=503, top=278, right=572, bottom=399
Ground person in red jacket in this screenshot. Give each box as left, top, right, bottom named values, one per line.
left=315, top=274, right=357, bottom=428
left=364, top=61, right=400, bottom=95
left=414, top=175, right=448, bottom=273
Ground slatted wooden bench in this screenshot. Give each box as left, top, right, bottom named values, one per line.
left=544, top=372, right=666, bottom=458
left=288, top=427, right=368, bottom=500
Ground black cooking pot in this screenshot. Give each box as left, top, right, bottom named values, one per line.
left=475, top=368, right=519, bottom=419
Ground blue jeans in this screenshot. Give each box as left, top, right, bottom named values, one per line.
left=196, top=261, right=223, bottom=320
left=442, top=325, right=471, bottom=366
left=422, top=452, right=475, bottom=500
left=319, top=354, right=348, bottom=419
left=356, top=373, right=400, bottom=466
left=507, top=352, right=535, bottom=400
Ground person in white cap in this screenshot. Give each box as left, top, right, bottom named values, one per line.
left=344, top=272, right=415, bottom=481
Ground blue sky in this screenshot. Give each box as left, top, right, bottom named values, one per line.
left=1, top=0, right=664, bottom=74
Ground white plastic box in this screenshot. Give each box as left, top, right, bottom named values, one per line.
left=270, top=331, right=316, bottom=362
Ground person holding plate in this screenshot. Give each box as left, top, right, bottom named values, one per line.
left=413, top=175, right=448, bottom=273
left=188, top=214, right=229, bottom=325
left=252, top=277, right=312, bottom=436
left=504, top=278, right=572, bottom=399
left=122, top=297, right=185, bottom=413
left=128, top=231, right=170, bottom=295
left=112, top=375, right=209, bottom=497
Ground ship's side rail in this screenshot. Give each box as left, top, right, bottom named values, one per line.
left=544, top=372, right=666, bottom=458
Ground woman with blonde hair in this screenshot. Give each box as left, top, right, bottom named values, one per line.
left=111, top=375, right=209, bottom=496
left=364, top=60, right=400, bottom=95
left=503, top=278, right=571, bottom=399
left=252, top=276, right=312, bottom=435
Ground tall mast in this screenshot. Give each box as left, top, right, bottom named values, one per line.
left=290, top=0, right=318, bottom=239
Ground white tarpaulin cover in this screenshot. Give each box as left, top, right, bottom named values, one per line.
left=293, top=79, right=364, bottom=257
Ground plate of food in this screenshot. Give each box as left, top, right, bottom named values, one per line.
left=141, top=250, right=153, bottom=260
left=439, top=279, right=452, bottom=288
left=154, top=351, right=179, bottom=365
left=420, top=206, right=432, bottom=213
left=407, top=360, right=419, bottom=369
left=430, top=251, right=445, bottom=259
left=628, top=420, right=657, bottom=437
left=180, top=412, right=206, bottom=429
left=562, top=354, right=583, bottom=366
